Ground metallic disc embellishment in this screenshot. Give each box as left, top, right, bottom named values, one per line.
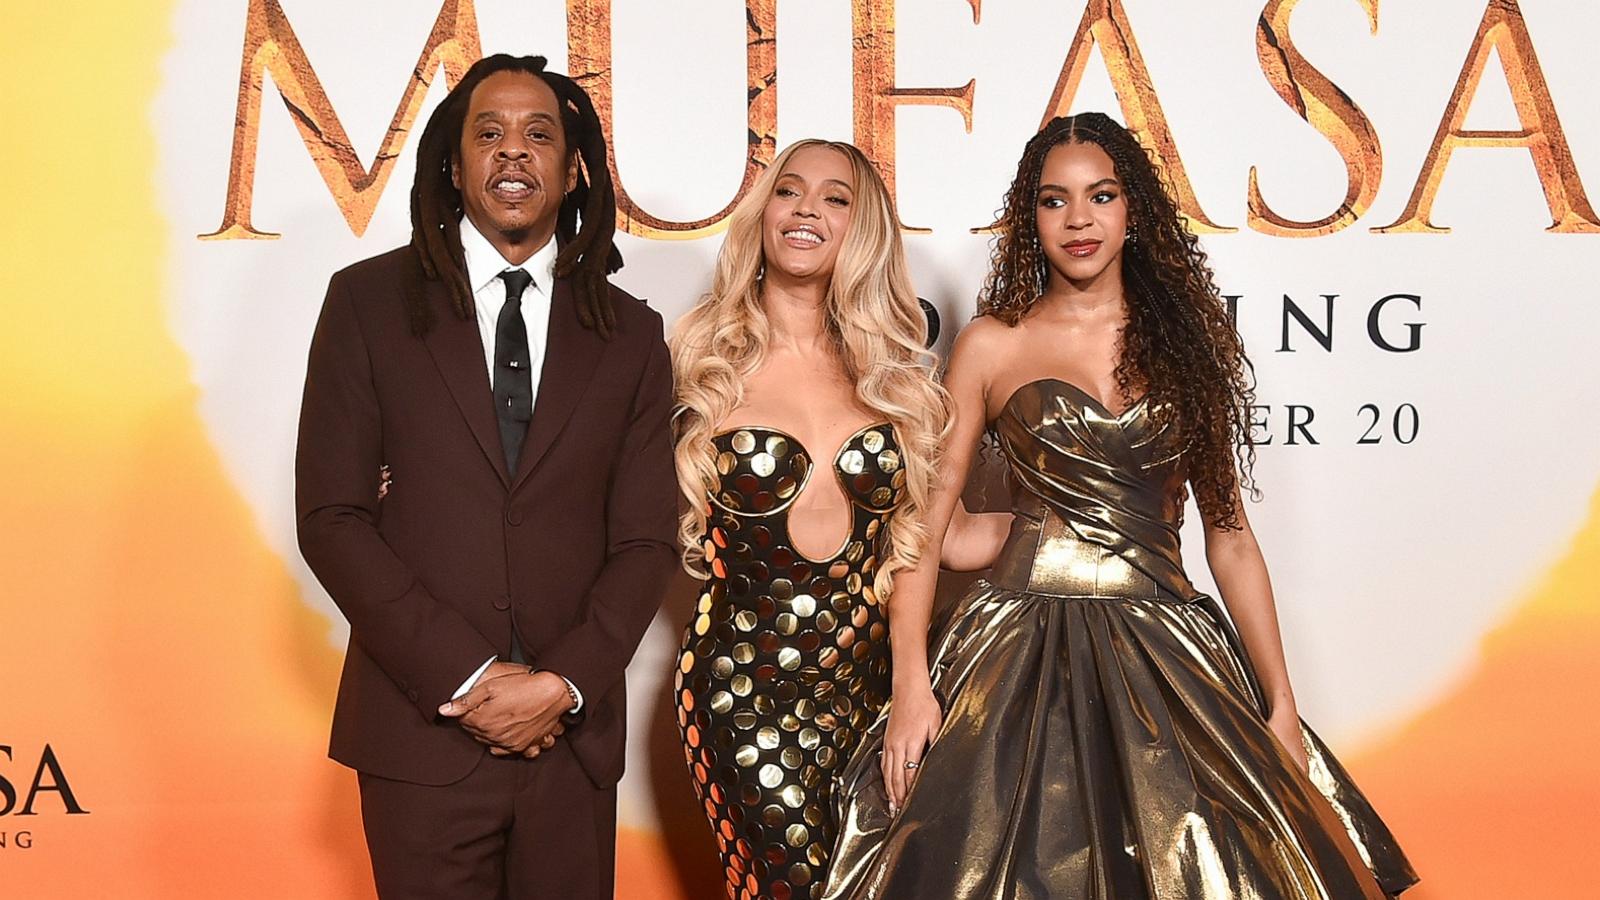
left=781, top=784, right=806, bottom=808
left=756, top=726, right=781, bottom=750
left=877, top=449, right=899, bottom=472
left=861, top=429, right=885, bottom=453
left=732, top=430, right=757, bottom=454
left=717, top=450, right=738, bottom=474
left=751, top=452, right=777, bottom=477
left=838, top=449, right=865, bottom=475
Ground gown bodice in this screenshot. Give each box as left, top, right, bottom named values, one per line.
left=988, top=378, right=1200, bottom=601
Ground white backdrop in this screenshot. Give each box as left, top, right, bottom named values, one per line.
left=155, top=0, right=1600, bottom=836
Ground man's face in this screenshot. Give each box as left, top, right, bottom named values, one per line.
left=451, top=70, right=577, bottom=258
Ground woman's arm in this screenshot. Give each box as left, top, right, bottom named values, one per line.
left=1202, top=497, right=1308, bottom=770
left=942, top=504, right=1012, bottom=571
left=881, top=320, right=1001, bottom=809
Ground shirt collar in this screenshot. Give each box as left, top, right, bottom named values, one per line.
left=459, top=216, right=558, bottom=300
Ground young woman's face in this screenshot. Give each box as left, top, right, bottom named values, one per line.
left=1035, top=141, right=1129, bottom=287
left=761, top=145, right=856, bottom=284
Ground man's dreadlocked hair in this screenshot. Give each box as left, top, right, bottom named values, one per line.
left=979, top=112, right=1259, bottom=529
left=406, top=54, right=623, bottom=338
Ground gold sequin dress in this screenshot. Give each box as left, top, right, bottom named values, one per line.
left=825, top=379, right=1418, bottom=900
left=676, top=423, right=905, bottom=900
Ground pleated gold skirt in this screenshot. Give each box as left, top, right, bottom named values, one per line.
left=824, top=579, right=1418, bottom=899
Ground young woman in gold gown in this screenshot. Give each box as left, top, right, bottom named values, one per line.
left=825, top=113, right=1418, bottom=899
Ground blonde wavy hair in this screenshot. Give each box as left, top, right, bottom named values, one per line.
left=670, top=140, right=951, bottom=601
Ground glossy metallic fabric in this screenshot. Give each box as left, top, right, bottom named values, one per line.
left=677, top=423, right=904, bottom=900
left=826, top=380, right=1417, bottom=900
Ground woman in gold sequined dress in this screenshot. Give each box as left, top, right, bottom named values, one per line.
left=824, top=114, right=1419, bottom=899
left=668, top=140, right=965, bottom=900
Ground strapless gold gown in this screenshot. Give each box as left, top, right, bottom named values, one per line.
left=825, top=379, right=1418, bottom=900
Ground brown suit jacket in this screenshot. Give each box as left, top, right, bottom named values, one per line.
left=296, top=246, right=676, bottom=788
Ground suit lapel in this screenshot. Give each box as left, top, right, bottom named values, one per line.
left=512, top=277, right=605, bottom=493
left=420, top=278, right=513, bottom=488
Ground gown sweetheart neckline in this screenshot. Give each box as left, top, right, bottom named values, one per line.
left=992, top=376, right=1149, bottom=426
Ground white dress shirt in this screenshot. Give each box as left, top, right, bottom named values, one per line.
left=449, top=219, right=581, bottom=713
left=461, top=216, right=556, bottom=400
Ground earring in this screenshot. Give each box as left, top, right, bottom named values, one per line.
left=1031, top=234, right=1048, bottom=294
left=1126, top=225, right=1139, bottom=245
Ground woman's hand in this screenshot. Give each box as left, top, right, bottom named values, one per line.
left=881, top=682, right=942, bottom=814
left=1267, top=704, right=1309, bottom=773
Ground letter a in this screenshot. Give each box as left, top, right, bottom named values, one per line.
left=1375, top=0, right=1599, bottom=233
left=1037, top=0, right=1232, bottom=233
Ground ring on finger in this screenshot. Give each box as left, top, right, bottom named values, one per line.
left=904, top=760, right=920, bottom=770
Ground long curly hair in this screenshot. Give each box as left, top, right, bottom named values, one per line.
left=407, top=54, right=623, bottom=338
left=978, top=112, right=1257, bottom=527
left=671, top=140, right=951, bottom=598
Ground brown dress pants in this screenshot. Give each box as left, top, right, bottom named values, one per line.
left=357, top=740, right=617, bottom=900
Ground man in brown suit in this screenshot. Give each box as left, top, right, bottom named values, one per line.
left=295, top=54, right=675, bottom=899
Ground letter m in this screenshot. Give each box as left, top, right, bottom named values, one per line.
left=200, top=0, right=482, bottom=239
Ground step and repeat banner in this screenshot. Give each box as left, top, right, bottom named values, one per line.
left=3, top=1, right=1596, bottom=896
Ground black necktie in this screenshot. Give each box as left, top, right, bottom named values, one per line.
left=493, top=268, right=535, bottom=476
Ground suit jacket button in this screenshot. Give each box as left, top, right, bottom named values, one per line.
left=493, top=595, right=511, bottom=611
left=408, top=689, right=420, bottom=703
left=505, top=508, right=523, bottom=526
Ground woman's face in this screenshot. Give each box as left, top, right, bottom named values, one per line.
left=761, top=145, right=856, bottom=285
left=1035, top=140, right=1129, bottom=288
